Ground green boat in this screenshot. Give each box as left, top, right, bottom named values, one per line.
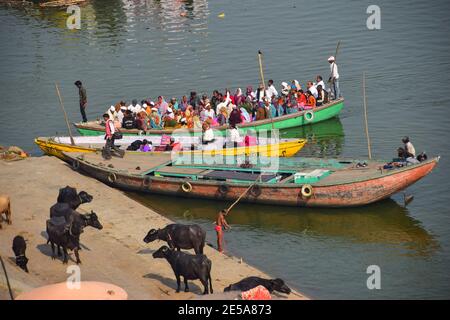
left=73, top=98, right=344, bottom=136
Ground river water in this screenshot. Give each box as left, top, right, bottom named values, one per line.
left=1, top=0, right=449, bottom=299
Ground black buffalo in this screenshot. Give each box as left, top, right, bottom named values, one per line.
left=46, top=211, right=103, bottom=264
left=12, top=235, right=29, bottom=273
left=50, top=186, right=93, bottom=221
left=152, top=245, right=213, bottom=294
left=224, top=276, right=291, bottom=294
left=144, top=224, right=205, bottom=254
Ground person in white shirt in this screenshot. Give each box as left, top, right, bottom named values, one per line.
left=203, top=103, right=215, bottom=119
left=402, top=136, right=416, bottom=158
left=307, top=81, right=318, bottom=98
left=328, top=56, right=340, bottom=99
left=266, top=79, right=278, bottom=99
left=202, top=122, right=215, bottom=144
left=107, top=106, right=116, bottom=120
left=226, top=124, right=241, bottom=147
left=281, top=82, right=290, bottom=96
left=165, top=107, right=175, bottom=120
left=315, top=75, right=326, bottom=91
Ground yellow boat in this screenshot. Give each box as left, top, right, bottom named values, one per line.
left=35, top=136, right=306, bottom=161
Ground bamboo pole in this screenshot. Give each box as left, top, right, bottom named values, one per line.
left=362, top=72, right=372, bottom=159
left=55, top=82, right=75, bottom=146
left=226, top=174, right=262, bottom=214
left=257, top=50, right=274, bottom=129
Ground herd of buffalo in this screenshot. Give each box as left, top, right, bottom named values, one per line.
left=2, top=186, right=291, bottom=297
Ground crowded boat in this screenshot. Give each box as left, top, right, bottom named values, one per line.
left=103, top=76, right=334, bottom=134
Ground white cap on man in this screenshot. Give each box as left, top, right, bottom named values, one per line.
left=328, top=56, right=335, bottom=62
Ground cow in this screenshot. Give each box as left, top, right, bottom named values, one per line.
left=152, top=245, right=213, bottom=294
left=224, top=276, right=291, bottom=295
left=12, top=235, right=28, bottom=273
left=143, top=224, right=205, bottom=254
left=46, top=211, right=103, bottom=264
left=0, top=195, right=12, bottom=228
left=50, top=186, right=93, bottom=221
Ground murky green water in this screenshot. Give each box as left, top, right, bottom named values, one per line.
left=1, top=0, right=449, bottom=299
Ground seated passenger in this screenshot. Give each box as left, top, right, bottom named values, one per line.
left=202, top=122, right=215, bottom=144
left=244, top=129, right=258, bottom=146
left=256, top=102, right=268, bottom=120
left=229, top=105, right=242, bottom=128
left=122, top=110, right=136, bottom=129
left=316, top=85, right=326, bottom=107
left=305, top=90, right=316, bottom=109
left=139, top=139, right=152, bottom=152
left=225, top=124, right=241, bottom=148
left=167, top=137, right=182, bottom=151
left=297, top=89, right=307, bottom=107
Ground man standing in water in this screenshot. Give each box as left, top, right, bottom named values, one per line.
left=215, top=209, right=231, bottom=253
left=75, top=80, right=87, bottom=122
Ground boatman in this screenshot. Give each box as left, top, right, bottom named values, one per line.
left=75, top=80, right=88, bottom=122
left=215, top=209, right=231, bottom=253
left=327, top=56, right=340, bottom=100
left=401, top=136, right=416, bottom=158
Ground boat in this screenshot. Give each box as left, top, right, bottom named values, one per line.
left=73, top=98, right=345, bottom=136
left=35, top=136, right=306, bottom=161
left=62, top=151, right=439, bottom=208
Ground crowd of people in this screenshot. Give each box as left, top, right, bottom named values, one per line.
left=104, top=75, right=335, bottom=135
left=102, top=56, right=341, bottom=136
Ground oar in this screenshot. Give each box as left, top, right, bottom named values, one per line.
left=257, top=50, right=274, bottom=130
left=55, top=82, right=75, bottom=146
left=0, top=256, right=14, bottom=300
left=362, top=72, right=372, bottom=159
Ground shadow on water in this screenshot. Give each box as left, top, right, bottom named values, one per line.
left=127, top=192, right=439, bottom=258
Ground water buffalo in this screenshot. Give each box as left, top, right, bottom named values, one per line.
left=144, top=224, right=205, bottom=254
left=0, top=195, right=12, bottom=228
left=46, top=211, right=103, bottom=264
left=224, top=276, right=291, bottom=294
left=153, top=245, right=213, bottom=294
left=50, top=186, right=93, bottom=221
left=12, top=235, right=28, bottom=273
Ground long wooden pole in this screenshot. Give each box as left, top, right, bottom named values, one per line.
left=257, top=50, right=274, bottom=129
left=226, top=174, right=262, bottom=214
left=0, top=256, right=14, bottom=300
left=362, top=72, right=372, bottom=159
left=55, top=82, right=75, bottom=146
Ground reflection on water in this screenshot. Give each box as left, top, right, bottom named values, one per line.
left=128, top=192, right=439, bottom=258
left=287, top=117, right=345, bottom=158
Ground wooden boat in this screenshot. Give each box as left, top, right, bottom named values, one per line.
left=62, top=151, right=439, bottom=208
left=73, top=98, right=345, bottom=136
left=35, top=136, right=306, bottom=161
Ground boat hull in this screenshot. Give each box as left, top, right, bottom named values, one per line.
left=35, top=137, right=306, bottom=161
left=74, top=99, right=344, bottom=136
left=63, top=152, right=439, bottom=208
